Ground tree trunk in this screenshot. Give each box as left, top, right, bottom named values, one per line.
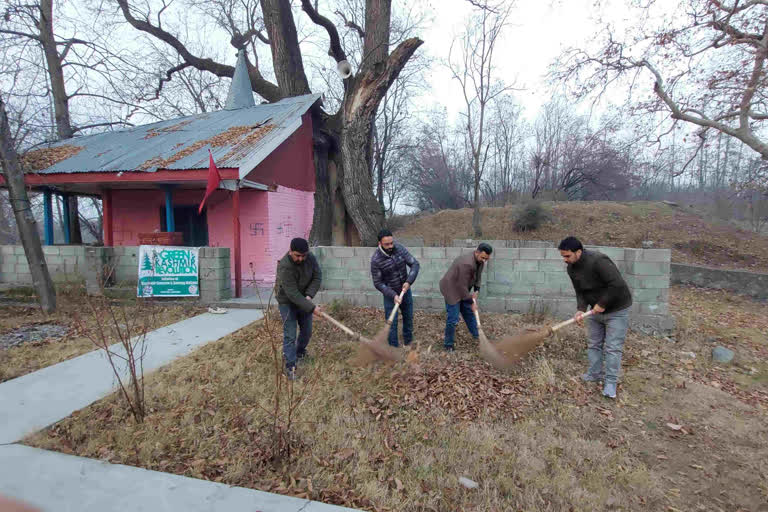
left=472, top=181, right=482, bottom=238
left=39, top=0, right=74, bottom=140
left=0, top=97, right=57, bottom=313
left=68, top=195, right=82, bottom=243
left=260, top=0, right=311, bottom=96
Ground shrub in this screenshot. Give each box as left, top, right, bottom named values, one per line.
left=513, top=202, right=551, bottom=232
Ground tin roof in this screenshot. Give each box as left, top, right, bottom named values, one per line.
left=26, top=93, right=320, bottom=181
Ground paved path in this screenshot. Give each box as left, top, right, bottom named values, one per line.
left=0, top=310, right=262, bottom=444
left=0, top=444, right=356, bottom=512
left=0, top=309, right=362, bottom=511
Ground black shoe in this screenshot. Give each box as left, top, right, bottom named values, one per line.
left=444, top=346, right=455, bottom=352
left=297, top=350, right=307, bottom=360
left=404, top=341, right=412, bottom=347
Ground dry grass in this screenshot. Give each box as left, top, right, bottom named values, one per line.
left=0, top=299, right=204, bottom=383
left=395, top=201, right=768, bottom=272
left=23, top=286, right=768, bottom=511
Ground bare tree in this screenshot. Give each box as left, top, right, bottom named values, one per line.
left=447, top=0, right=512, bottom=237
left=0, top=95, right=56, bottom=313
left=554, top=0, right=768, bottom=182
left=113, top=0, right=423, bottom=246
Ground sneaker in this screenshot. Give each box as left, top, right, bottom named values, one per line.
left=581, top=373, right=603, bottom=383
left=283, top=366, right=297, bottom=381
left=297, top=350, right=307, bottom=360
left=444, top=346, right=455, bottom=352
left=602, top=382, right=617, bottom=399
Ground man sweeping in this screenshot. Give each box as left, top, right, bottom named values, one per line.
left=370, top=229, right=420, bottom=347
left=439, top=243, right=493, bottom=351
left=558, top=236, right=632, bottom=399
left=276, top=238, right=323, bottom=380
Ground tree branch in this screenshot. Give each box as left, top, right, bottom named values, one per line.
left=300, top=0, right=347, bottom=62
left=334, top=10, right=365, bottom=39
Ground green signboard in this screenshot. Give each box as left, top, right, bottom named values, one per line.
left=137, top=246, right=200, bottom=297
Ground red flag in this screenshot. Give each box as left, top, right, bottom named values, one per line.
left=199, top=149, right=221, bottom=214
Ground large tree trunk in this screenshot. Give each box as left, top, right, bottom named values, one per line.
left=0, top=97, right=57, bottom=313
left=39, top=0, right=73, bottom=140
left=67, top=195, right=82, bottom=243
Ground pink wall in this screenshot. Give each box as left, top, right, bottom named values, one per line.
left=110, top=185, right=313, bottom=288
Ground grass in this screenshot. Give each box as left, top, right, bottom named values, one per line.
left=394, top=201, right=768, bottom=272
left=23, top=286, right=768, bottom=511
left=0, top=297, right=205, bottom=382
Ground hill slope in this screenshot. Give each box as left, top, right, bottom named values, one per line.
left=394, top=201, right=768, bottom=272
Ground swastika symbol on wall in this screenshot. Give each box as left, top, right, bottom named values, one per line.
left=249, top=223, right=264, bottom=236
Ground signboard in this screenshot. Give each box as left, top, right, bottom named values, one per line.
left=137, top=245, right=200, bottom=297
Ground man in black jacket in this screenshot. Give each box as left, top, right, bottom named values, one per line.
left=276, top=238, right=322, bottom=379
left=559, top=236, right=632, bottom=399
left=370, top=229, right=420, bottom=347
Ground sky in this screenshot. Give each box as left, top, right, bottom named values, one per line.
left=420, top=0, right=631, bottom=122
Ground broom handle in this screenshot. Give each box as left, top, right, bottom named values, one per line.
left=387, top=289, right=407, bottom=325
left=550, top=309, right=595, bottom=332
left=472, top=298, right=482, bottom=328
left=320, top=312, right=363, bottom=340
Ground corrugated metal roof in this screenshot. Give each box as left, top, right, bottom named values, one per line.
left=31, top=93, right=320, bottom=177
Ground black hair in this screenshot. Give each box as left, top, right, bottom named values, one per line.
left=558, top=236, right=583, bottom=252
left=377, top=228, right=394, bottom=242
left=290, top=237, right=310, bottom=253
left=476, top=242, right=493, bottom=255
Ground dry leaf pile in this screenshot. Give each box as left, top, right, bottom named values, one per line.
left=21, top=145, right=84, bottom=171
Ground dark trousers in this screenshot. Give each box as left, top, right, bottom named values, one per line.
left=444, top=298, right=478, bottom=348
left=382, top=289, right=414, bottom=347
left=278, top=303, right=312, bottom=369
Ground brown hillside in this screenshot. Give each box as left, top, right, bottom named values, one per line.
left=394, top=201, right=768, bottom=273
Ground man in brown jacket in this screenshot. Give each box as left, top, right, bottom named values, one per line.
left=439, top=243, right=493, bottom=351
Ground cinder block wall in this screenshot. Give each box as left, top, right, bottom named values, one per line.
left=0, top=245, right=231, bottom=302
left=0, top=245, right=87, bottom=284
left=312, top=245, right=674, bottom=334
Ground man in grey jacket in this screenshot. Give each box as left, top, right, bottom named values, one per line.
left=559, top=236, right=632, bottom=399
left=276, top=238, right=323, bottom=380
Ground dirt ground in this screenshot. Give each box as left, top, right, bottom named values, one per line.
left=394, top=201, right=768, bottom=273
left=0, top=298, right=205, bottom=382
left=24, top=286, right=768, bottom=511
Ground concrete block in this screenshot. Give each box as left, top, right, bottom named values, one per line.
left=0, top=263, right=15, bottom=273
left=514, top=260, right=539, bottom=272
left=342, top=279, right=370, bottom=290
left=45, top=255, right=63, bottom=266
left=320, top=268, right=348, bottom=281
left=518, top=272, right=545, bottom=285
left=42, top=246, right=59, bottom=255
left=486, top=283, right=511, bottom=296
left=354, top=247, right=375, bottom=258
left=0, top=246, right=15, bottom=255
left=406, top=246, right=423, bottom=258
left=319, top=256, right=344, bottom=269
left=493, top=248, right=520, bottom=261
left=519, top=248, right=546, bottom=259
left=544, top=248, right=562, bottom=260
left=638, top=249, right=671, bottom=263
left=445, top=247, right=462, bottom=259
left=13, top=246, right=25, bottom=255
left=15, top=273, right=32, bottom=283
left=321, top=278, right=343, bottom=290
left=15, top=263, right=30, bottom=273
left=594, top=247, right=625, bottom=261
left=423, top=247, right=446, bottom=259
left=331, top=247, right=355, bottom=258
left=492, top=270, right=519, bottom=285
left=538, top=260, right=566, bottom=272
left=481, top=297, right=505, bottom=313
left=532, top=282, right=564, bottom=295
left=635, top=276, right=670, bottom=289
left=629, top=261, right=670, bottom=276
left=506, top=297, right=532, bottom=313
left=632, top=288, right=667, bottom=302
left=623, top=248, right=641, bottom=262
left=638, top=302, right=669, bottom=315
left=341, top=257, right=367, bottom=270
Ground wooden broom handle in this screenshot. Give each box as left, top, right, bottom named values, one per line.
left=320, top=312, right=363, bottom=340
left=472, top=298, right=482, bottom=329
left=387, top=289, right=407, bottom=324
left=550, top=309, right=595, bottom=332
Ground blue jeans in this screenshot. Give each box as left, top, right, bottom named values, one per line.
left=585, top=306, right=630, bottom=384
left=444, top=299, right=478, bottom=348
left=382, top=289, right=413, bottom=347
left=278, top=303, right=313, bottom=369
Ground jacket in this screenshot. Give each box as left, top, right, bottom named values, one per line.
left=370, top=243, right=420, bottom=299
left=275, top=252, right=322, bottom=313
left=439, top=252, right=484, bottom=305
left=566, top=249, right=632, bottom=314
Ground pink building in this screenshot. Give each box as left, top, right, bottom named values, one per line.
left=6, top=51, right=319, bottom=297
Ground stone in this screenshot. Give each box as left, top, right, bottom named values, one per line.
left=712, top=346, right=735, bottom=364
left=458, top=477, right=479, bottom=489
left=641, top=240, right=655, bottom=249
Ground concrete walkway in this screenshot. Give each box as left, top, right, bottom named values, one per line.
left=0, top=309, right=363, bottom=511
left=0, top=444, right=356, bottom=512
left=0, top=309, right=261, bottom=444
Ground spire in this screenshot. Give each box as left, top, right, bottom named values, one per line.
left=225, top=49, right=256, bottom=110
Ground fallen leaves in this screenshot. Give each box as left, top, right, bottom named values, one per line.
left=21, top=145, right=84, bottom=171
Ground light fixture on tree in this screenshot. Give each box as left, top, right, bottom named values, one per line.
left=336, top=60, right=352, bottom=79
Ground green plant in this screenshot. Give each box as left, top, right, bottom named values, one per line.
left=513, top=202, right=551, bottom=232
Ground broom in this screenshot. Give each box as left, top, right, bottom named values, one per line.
left=371, top=289, right=406, bottom=346
left=319, top=311, right=404, bottom=363
left=472, top=299, right=513, bottom=369
left=480, top=309, right=595, bottom=369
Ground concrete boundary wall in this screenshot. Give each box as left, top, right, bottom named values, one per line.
left=671, top=263, right=768, bottom=300
left=0, top=245, right=231, bottom=303
left=312, top=245, right=675, bottom=334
